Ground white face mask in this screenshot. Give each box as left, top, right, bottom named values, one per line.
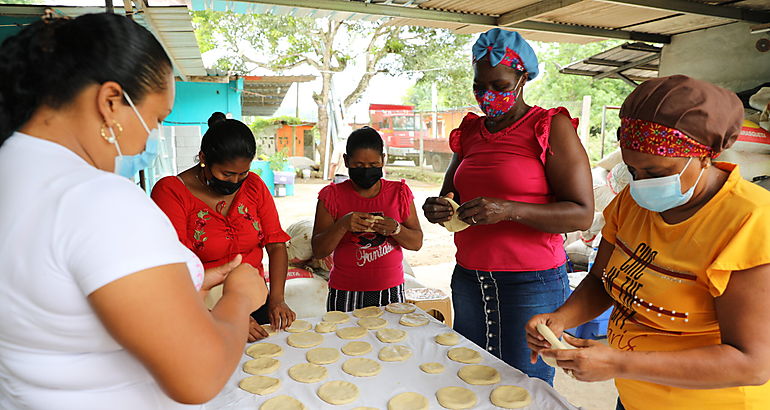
left=107, top=91, right=160, bottom=179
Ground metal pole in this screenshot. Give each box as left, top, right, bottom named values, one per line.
left=579, top=95, right=592, bottom=157
left=600, top=105, right=607, bottom=158
left=105, top=0, right=114, bottom=13
left=429, top=82, right=437, bottom=169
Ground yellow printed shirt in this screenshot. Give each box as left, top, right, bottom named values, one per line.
left=601, top=163, right=770, bottom=410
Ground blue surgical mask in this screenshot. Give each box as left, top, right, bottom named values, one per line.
left=107, top=92, right=161, bottom=179
left=629, top=157, right=705, bottom=212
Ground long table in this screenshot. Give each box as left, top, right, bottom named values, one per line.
left=205, top=308, right=577, bottom=409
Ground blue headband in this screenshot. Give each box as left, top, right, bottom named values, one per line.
left=472, top=28, right=539, bottom=80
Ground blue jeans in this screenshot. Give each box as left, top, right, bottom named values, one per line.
left=451, top=263, right=569, bottom=385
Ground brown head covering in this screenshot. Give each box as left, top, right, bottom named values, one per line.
left=619, top=75, right=743, bottom=154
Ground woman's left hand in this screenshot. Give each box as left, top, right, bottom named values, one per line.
left=541, top=334, right=624, bottom=382
left=457, top=197, right=514, bottom=225
left=373, top=216, right=399, bottom=236
left=268, top=299, right=296, bottom=330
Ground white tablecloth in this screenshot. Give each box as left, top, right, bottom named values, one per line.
left=205, top=309, right=577, bottom=409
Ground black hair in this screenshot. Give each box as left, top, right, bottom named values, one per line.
left=0, top=12, right=172, bottom=146
left=199, top=112, right=256, bottom=165
left=346, top=126, right=384, bottom=156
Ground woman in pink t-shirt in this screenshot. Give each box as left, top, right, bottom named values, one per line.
left=312, top=127, right=423, bottom=312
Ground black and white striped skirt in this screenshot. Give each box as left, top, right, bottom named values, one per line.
left=326, top=283, right=405, bottom=312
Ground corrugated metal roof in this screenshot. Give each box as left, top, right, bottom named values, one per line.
left=240, top=75, right=316, bottom=117
left=560, top=42, right=661, bottom=84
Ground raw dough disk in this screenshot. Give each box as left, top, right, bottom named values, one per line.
left=358, top=317, right=388, bottom=330
left=239, top=375, right=281, bottom=395
left=376, top=328, right=407, bottom=343
left=285, top=319, right=312, bottom=333
left=246, top=343, right=283, bottom=358
left=441, top=198, right=469, bottom=233
left=436, top=386, right=478, bottom=410
left=287, top=332, right=323, bottom=348
left=379, top=345, right=412, bottom=362
left=288, top=363, right=328, bottom=383
left=535, top=323, right=575, bottom=367
left=490, top=385, right=532, bottom=409
left=399, top=313, right=430, bottom=327
left=447, top=347, right=482, bottom=364
left=315, top=321, right=337, bottom=333
left=342, top=357, right=382, bottom=377
left=317, top=380, right=360, bottom=405
left=353, top=306, right=384, bottom=318
left=385, top=302, right=417, bottom=314
left=458, top=365, right=501, bottom=385
left=323, top=311, right=349, bottom=324
left=435, top=331, right=460, bottom=346
left=388, top=392, right=429, bottom=410
left=352, top=408, right=379, bottom=410
left=419, top=362, right=445, bottom=374
left=243, top=357, right=280, bottom=375
left=342, top=341, right=373, bottom=356
left=306, top=347, right=340, bottom=365
left=260, top=395, right=306, bottom=410
left=260, top=324, right=278, bottom=337
left=336, top=326, right=368, bottom=339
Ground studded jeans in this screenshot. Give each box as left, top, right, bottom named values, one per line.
left=451, top=263, right=569, bottom=385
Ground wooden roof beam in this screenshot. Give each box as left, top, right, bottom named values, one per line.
left=595, top=0, right=770, bottom=24
left=498, top=0, right=583, bottom=27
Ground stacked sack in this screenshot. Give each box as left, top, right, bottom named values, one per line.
left=286, top=219, right=334, bottom=274
left=720, top=88, right=770, bottom=184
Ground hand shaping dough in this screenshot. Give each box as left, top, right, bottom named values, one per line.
left=246, top=343, right=283, bottom=358
left=260, top=324, right=278, bottom=337
left=399, top=313, right=430, bottom=327
left=447, top=347, right=482, bottom=364
left=342, top=341, right=373, bottom=356
left=441, top=197, right=469, bottom=233
left=535, top=323, right=575, bottom=367
left=353, top=306, right=384, bottom=318
left=260, top=395, right=306, bottom=410
left=419, top=362, right=445, bottom=374
left=243, top=357, right=280, bottom=375
left=362, top=215, right=385, bottom=233
left=435, top=331, right=460, bottom=346
left=287, top=332, right=324, bottom=348
left=288, top=363, right=328, bottom=383
left=306, top=347, right=340, bottom=365
left=342, top=357, right=382, bottom=377
left=239, top=376, right=281, bottom=395
left=336, top=326, right=368, bottom=339
left=385, top=302, right=417, bottom=314
left=376, top=328, right=407, bottom=343
left=388, top=392, right=429, bottom=410
left=457, top=365, right=501, bottom=385
left=323, top=311, right=350, bottom=324
left=490, top=385, right=533, bottom=409
left=317, top=380, right=360, bottom=405
left=315, top=321, right=337, bottom=333
left=436, top=386, right=478, bottom=410
left=358, top=317, right=388, bottom=330
left=378, top=345, right=412, bottom=362
left=285, top=319, right=312, bottom=333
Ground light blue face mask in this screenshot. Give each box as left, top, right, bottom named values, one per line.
left=629, top=157, right=705, bottom=213
left=106, top=92, right=160, bottom=179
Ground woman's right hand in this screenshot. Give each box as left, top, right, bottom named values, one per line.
left=422, top=192, right=455, bottom=224
left=525, top=312, right=567, bottom=364
left=222, top=263, right=267, bottom=312
left=342, top=212, right=376, bottom=232
left=201, top=254, right=243, bottom=291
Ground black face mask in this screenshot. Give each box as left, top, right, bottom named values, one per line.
left=208, top=175, right=244, bottom=196
left=348, top=166, right=382, bottom=189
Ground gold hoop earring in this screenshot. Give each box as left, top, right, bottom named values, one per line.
left=99, top=121, right=123, bottom=144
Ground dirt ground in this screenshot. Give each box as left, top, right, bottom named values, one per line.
left=274, top=173, right=618, bottom=410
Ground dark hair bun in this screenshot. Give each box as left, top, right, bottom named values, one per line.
left=208, top=112, right=227, bottom=128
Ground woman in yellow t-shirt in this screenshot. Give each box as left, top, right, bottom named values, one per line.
left=526, top=75, right=770, bottom=410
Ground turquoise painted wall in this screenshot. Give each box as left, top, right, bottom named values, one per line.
left=164, top=78, right=243, bottom=133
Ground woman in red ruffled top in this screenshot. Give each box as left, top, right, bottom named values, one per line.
left=422, top=28, right=594, bottom=385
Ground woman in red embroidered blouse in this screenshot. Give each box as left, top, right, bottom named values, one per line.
left=152, top=112, right=294, bottom=341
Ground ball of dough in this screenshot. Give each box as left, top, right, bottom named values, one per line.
left=342, top=357, right=382, bottom=377
left=376, top=328, right=407, bottom=343
left=378, top=345, right=412, bottom=362
left=336, top=326, right=368, bottom=340
left=457, top=365, right=501, bottom=385
left=246, top=343, right=283, bottom=358
left=399, top=313, right=430, bottom=327
left=419, top=362, right=445, bottom=374
left=239, top=376, right=281, bottom=396
left=358, top=317, right=388, bottom=330
left=243, top=357, right=280, bottom=375
left=447, top=347, right=482, bottom=364
left=342, top=341, right=373, bottom=356
left=441, top=198, right=469, bottom=233
left=323, top=311, right=350, bottom=324
left=315, top=321, right=337, bottom=333
left=385, top=302, right=417, bottom=314
left=436, top=386, right=478, bottom=410
left=306, top=347, right=340, bottom=365
left=260, top=395, right=306, bottom=410
left=317, top=380, right=360, bottom=405
left=288, top=363, right=328, bottom=383
left=287, top=332, right=324, bottom=348
left=388, top=392, right=429, bottom=410
left=490, top=385, right=532, bottom=409
left=435, top=331, right=460, bottom=346
left=353, top=306, right=383, bottom=318
left=285, top=319, right=312, bottom=333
